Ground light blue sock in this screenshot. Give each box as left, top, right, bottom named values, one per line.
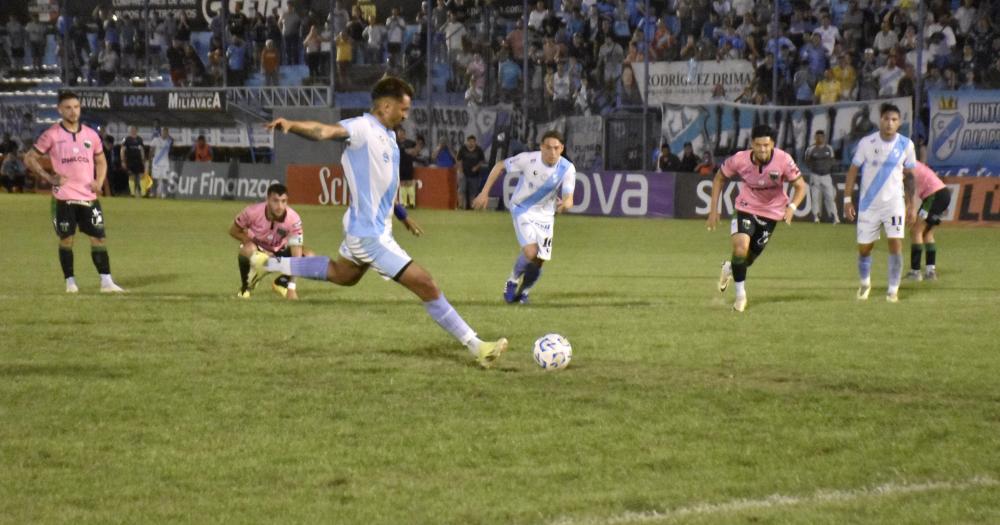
left=858, top=254, right=872, bottom=284
left=267, top=256, right=330, bottom=280
left=510, top=254, right=530, bottom=281
left=887, top=253, right=903, bottom=293
left=423, top=294, right=477, bottom=349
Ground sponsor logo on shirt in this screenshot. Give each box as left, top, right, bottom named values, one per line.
left=60, top=156, right=91, bottom=164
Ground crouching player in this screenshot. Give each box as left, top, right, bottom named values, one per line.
left=229, top=183, right=312, bottom=299
left=907, top=160, right=951, bottom=281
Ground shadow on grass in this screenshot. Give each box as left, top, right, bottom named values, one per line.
left=376, top=344, right=522, bottom=372
left=0, top=363, right=130, bottom=379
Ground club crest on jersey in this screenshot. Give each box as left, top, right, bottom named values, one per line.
left=768, top=170, right=780, bottom=182
left=382, top=152, right=390, bottom=163
left=83, top=140, right=92, bottom=149
left=277, top=228, right=288, bottom=237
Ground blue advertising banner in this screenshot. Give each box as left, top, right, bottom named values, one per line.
left=928, top=90, right=1000, bottom=174
left=490, top=171, right=675, bottom=218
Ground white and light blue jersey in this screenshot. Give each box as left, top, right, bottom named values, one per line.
left=851, top=131, right=916, bottom=213
left=339, top=113, right=400, bottom=237
left=505, top=152, right=576, bottom=217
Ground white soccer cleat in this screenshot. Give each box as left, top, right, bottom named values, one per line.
left=924, top=269, right=938, bottom=281
left=247, top=251, right=271, bottom=290
left=66, top=282, right=79, bottom=294
left=905, top=270, right=923, bottom=281
left=732, top=295, right=747, bottom=312
left=886, top=292, right=899, bottom=303
left=100, top=282, right=126, bottom=293
left=718, top=261, right=732, bottom=292
left=857, top=283, right=871, bottom=300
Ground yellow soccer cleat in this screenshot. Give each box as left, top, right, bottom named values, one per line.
left=857, top=283, right=871, bottom=300
left=886, top=292, right=899, bottom=303
left=718, top=261, right=732, bottom=292
left=476, top=338, right=508, bottom=369
left=247, top=251, right=270, bottom=290
left=272, top=281, right=288, bottom=298
left=237, top=287, right=251, bottom=299
left=732, top=295, right=747, bottom=312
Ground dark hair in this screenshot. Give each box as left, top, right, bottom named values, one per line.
left=815, top=130, right=825, bottom=135
left=371, top=76, right=414, bottom=102
left=751, top=124, right=776, bottom=141
left=57, top=90, right=79, bottom=104
left=467, top=135, right=476, bottom=141
left=267, top=183, right=288, bottom=196
left=880, top=103, right=901, bottom=117
left=541, top=129, right=564, bottom=145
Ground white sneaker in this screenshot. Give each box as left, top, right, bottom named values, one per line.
left=733, top=295, right=747, bottom=312
left=886, top=292, right=899, bottom=303
left=66, top=282, right=79, bottom=294
left=924, top=269, right=938, bottom=281
left=718, top=261, right=732, bottom=292
left=905, top=270, right=923, bottom=281
left=100, top=282, right=126, bottom=293
left=857, top=283, right=871, bottom=300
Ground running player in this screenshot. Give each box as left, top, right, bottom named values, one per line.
left=707, top=124, right=808, bottom=312
left=471, top=130, right=576, bottom=304
left=257, top=76, right=507, bottom=368
left=24, top=90, right=125, bottom=294
left=843, top=103, right=916, bottom=302
left=230, top=183, right=311, bottom=299
left=906, top=161, right=950, bottom=281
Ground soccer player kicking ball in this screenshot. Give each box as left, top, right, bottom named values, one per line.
left=843, top=103, right=916, bottom=303
left=907, top=161, right=950, bottom=281
left=230, top=183, right=312, bottom=299
left=24, top=90, right=125, bottom=294
left=472, top=130, right=576, bottom=304
left=707, top=125, right=808, bottom=312
left=259, top=76, right=508, bottom=368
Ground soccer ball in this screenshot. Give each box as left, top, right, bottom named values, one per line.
left=532, top=334, right=572, bottom=370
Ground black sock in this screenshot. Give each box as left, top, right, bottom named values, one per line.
left=732, top=255, right=748, bottom=282
left=925, top=243, right=936, bottom=266
left=910, top=243, right=923, bottom=270
left=238, top=255, right=251, bottom=288
left=91, top=246, right=111, bottom=274
left=58, top=246, right=74, bottom=279
left=746, top=251, right=759, bottom=267
left=274, top=274, right=290, bottom=288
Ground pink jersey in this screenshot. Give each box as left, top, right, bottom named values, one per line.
left=913, top=161, right=946, bottom=200
left=234, top=202, right=304, bottom=253
left=33, top=122, right=104, bottom=201
left=720, top=148, right=802, bottom=221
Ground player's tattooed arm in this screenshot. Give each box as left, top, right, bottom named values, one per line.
left=903, top=167, right=916, bottom=225
left=266, top=119, right=349, bottom=142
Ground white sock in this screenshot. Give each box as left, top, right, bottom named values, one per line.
left=927, top=264, right=935, bottom=271
left=266, top=257, right=292, bottom=274
left=66, top=277, right=77, bottom=286
left=887, top=284, right=899, bottom=295
left=734, top=281, right=746, bottom=298
left=860, top=277, right=871, bottom=287
left=464, top=335, right=483, bottom=356
left=99, top=274, right=113, bottom=286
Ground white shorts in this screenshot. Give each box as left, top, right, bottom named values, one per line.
left=512, top=211, right=555, bottom=261
left=338, top=234, right=413, bottom=280
left=857, top=205, right=906, bottom=244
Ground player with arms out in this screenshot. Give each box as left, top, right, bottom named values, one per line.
left=472, top=130, right=576, bottom=304
left=230, top=183, right=312, bottom=299
left=24, top=90, right=125, bottom=293
left=906, top=160, right=950, bottom=281
left=843, top=103, right=916, bottom=302
left=258, top=76, right=507, bottom=368
left=707, top=124, right=808, bottom=312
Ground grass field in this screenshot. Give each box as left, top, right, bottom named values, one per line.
left=2, top=193, right=999, bottom=525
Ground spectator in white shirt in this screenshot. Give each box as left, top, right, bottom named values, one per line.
left=873, top=20, right=898, bottom=55
left=812, top=13, right=840, bottom=56
left=954, top=0, right=976, bottom=35
left=528, top=1, right=548, bottom=32
left=385, top=7, right=406, bottom=68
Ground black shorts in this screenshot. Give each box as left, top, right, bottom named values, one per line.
left=919, top=187, right=951, bottom=227
left=51, top=199, right=106, bottom=239
left=732, top=211, right=777, bottom=256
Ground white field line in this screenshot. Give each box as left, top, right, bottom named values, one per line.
left=549, top=476, right=999, bottom=525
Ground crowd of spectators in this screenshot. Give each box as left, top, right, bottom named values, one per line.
left=4, top=0, right=1000, bottom=115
